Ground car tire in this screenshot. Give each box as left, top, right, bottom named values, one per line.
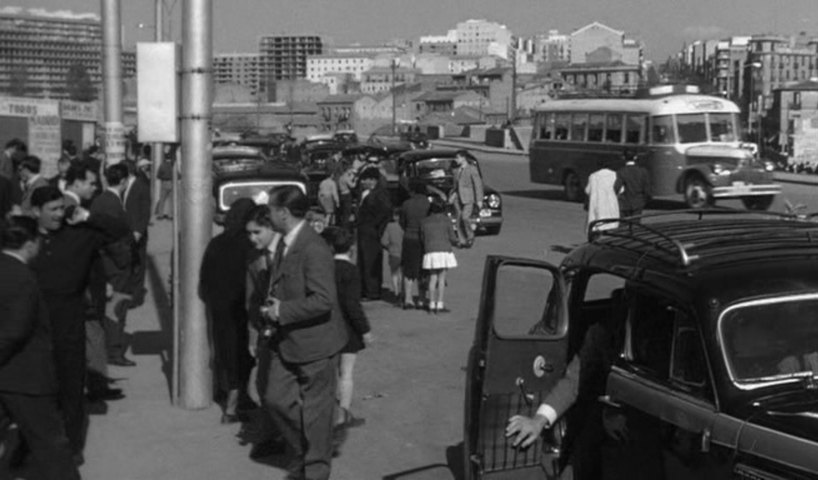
left=741, top=195, right=774, bottom=211
left=684, top=175, right=714, bottom=209
left=563, top=171, right=583, bottom=203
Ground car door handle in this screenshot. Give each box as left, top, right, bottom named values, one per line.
left=515, top=377, right=535, bottom=406
left=598, top=395, right=622, bottom=408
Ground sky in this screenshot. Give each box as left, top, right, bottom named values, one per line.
left=21, top=0, right=818, bottom=62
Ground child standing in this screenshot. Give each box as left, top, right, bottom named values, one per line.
left=380, top=208, right=404, bottom=305
left=322, top=227, right=373, bottom=428
left=420, top=199, right=458, bottom=314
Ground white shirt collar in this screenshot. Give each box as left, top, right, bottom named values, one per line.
left=64, top=190, right=81, bottom=205
left=2, top=251, right=26, bottom=264
left=334, top=253, right=352, bottom=263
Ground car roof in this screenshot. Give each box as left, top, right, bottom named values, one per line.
left=398, top=149, right=463, bottom=161
left=213, top=145, right=265, bottom=157
left=567, top=212, right=818, bottom=303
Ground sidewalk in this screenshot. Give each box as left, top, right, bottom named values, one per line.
left=433, top=138, right=818, bottom=186
left=80, top=219, right=282, bottom=480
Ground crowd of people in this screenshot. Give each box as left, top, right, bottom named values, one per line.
left=0, top=137, right=154, bottom=479
left=196, top=148, right=485, bottom=479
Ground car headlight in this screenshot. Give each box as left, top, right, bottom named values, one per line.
left=486, top=193, right=501, bottom=209
left=710, top=163, right=731, bottom=175
left=764, top=161, right=775, bottom=172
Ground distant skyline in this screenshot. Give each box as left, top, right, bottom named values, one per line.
left=18, top=0, right=818, bottom=62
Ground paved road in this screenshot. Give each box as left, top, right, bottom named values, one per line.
left=79, top=150, right=816, bottom=480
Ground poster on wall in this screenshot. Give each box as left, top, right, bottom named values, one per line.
left=28, top=114, right=62, bottom=178
left=104, top=121, right=126, bottom=165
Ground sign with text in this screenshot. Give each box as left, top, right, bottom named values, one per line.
left=61, top=100, right=99, bottom=122
left=28, top=114, right=62, bottom=178
left=104, top=121, right=126, bottom=165
left=0, top=97, right=59, bottom=118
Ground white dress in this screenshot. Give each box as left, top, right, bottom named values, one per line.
left=585, top=168, right=620, bottom=233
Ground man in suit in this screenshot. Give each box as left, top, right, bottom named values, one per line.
left=355, top=167, right=392, bottom=301
left=123, top=161, right=151, bottom=308
left=261, top=185, right=348, bottom=480
left=452, top=150, right=483, bottom=248
left=614, top=149, right=652, bottom=220
left=29, top=186, right=130, bottom=457
left=19, top=155, right=49, bottom=215
left=0, top=215, right=81, bottom=479
left=63, top=162, right=99, bottom=209
left=0, top=138, right=24, bottom=182
left=89, top=164, right=136, bottom=367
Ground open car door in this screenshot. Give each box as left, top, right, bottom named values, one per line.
left=464, top=256, right=569, bottom=480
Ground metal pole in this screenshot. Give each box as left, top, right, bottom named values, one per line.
left=510, top=47, right=517, bottom=125
left=391, top=59, right=397, bottom=135
left=152, top=0, right=164, bottom=210
left=101, top=0, right=124, bottom=165
left=178, top=0, right=213, bottom=409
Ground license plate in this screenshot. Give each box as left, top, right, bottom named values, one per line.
left=732, top=181, right=751, bottom=194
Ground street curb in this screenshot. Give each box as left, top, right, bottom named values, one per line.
left=433, top=139, right=818, bottom=186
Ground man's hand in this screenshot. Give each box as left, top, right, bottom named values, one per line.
left=66, top=206, right=90, bottom=225
left=363, top=332, right=374, bottom=345
left=260, top=297, right=281, bottom=322
left=505, top=414, right=549, bottom=448
left=602, top=409, right=629, bottom=443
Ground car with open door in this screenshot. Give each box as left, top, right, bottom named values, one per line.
left=466, top=211, right=818, bottom=479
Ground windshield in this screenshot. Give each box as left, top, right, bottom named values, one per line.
left=720, top=296, right=818, bottom=386
left=676, top=113, right=739, bottom=144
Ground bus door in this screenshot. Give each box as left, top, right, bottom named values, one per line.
left=646, top=114, right=683, bottom=196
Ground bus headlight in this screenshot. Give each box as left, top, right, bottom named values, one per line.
left=486, top=193, right=501, bottom=209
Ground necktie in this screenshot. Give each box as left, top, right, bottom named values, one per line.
left=266, top=238, right=286, bottom=298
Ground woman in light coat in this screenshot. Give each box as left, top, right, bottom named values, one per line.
left=585, top=160, right=620, bottom=234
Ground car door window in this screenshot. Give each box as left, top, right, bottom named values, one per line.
left=626, top=293, right=675, bottom=380
left=493, top=263, right=561, bottom=338
left=670, top=311, right=710, bottom=396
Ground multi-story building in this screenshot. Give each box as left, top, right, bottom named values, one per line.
left=709, top=37, right=748, bottom=100
left=558, top=61, right=642, bottom=94
left=536, top=30, right=570, bottom=64
left=746, top=34, right=818, bottom=122
left=213, top=53, right=262, bottom=96
left=258, top=34, right=323, bottom=87
left=455, top=19, right=513, bottom=58
left=330, top=44, right=404, bottom=56
left=769, top=79, right=818, bottom=159
left=419, top=31, right=458, bottom=56
left=0, top=6, right=136, bottom=99
left=306, top=53, right=373, bottom=83
left=360, top=66, right=419, bottom=94
left=569, top=21, right=642, bottom=66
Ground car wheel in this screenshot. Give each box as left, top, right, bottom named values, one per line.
left=741, top=195, right=774, bottom=211
left=684, top=175, right=714, bottom=209
left=563, top=171, right=582, bottom=203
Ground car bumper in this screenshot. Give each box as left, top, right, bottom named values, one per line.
left=711, top=182, right=782, bottom=198
left=474, top=209, right=503, bottom=229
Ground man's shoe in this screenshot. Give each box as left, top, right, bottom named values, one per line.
left=108, top=355, right=136, bottom=367
left=249, top=438, right=286, bottom=460
left=87, top=388, right=125, bottom=402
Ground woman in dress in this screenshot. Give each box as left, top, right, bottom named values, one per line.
left=399, top=179, right=430, bottom=309
left=420, top=198, right=458, bottom=314
left=585, top=159, right=620, bottom=234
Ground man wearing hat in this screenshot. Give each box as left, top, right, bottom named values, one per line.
left=614, top=149, right=652, bottom=220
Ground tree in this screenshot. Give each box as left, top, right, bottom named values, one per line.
left=8, top=65, right=30, bottom=97
left=65, top=62, right=97, bottom=102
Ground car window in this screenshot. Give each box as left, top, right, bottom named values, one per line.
left=626, top=293, right=675, bottom=379
left=721, top=296, right=818, bottom=385
left=670, top=311, right=710, bottom=395
left=583, top=273, right=626, bottom=302
left=492, top=264, right=561, bottom=338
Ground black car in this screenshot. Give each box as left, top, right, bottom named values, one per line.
left=396, top=149, right=503, bottom=235
left=465, top=211, right=818, bottom=479
left=211, top=146, right=308, bottom=224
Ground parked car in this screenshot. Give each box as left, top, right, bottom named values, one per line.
left=333, top=129, right=359, bottom=146
left=465, top=211, right=818, bottom=479
left=396, top=149, right=502, bottom=235
left=213, top=134, right=291, bottom=159
left=211, top=146, right=308, bottom=224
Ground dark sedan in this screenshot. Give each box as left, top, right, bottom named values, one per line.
left=211, top=146, right=308, bottom=224
left=396, top=149, right=503, bottom=235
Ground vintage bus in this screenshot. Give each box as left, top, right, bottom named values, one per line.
left=529, top=85, right=781, bottom=209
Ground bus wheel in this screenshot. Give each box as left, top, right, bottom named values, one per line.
left=684, top=176, right=713, bottom=209
left=741, top=195, right=774, bottom=211
left=563, top=171, right=582, bottom=202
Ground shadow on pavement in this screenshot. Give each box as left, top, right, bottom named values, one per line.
left=129, top=253, right=175, bottom=401
left=379, top=442, right=464, bottom=480
left=501, top=189, right=570, bottom=203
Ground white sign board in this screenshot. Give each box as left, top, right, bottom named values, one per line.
left=28, top=114, right=62, bottom=178
left=137, top=42, right=180, bottom=142
left=0, top=96, right=59, bottom=118
left=104, top=121, right=126, bottom=165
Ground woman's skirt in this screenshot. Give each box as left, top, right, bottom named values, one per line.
left=401, top=237, right=424, bottom=279
left=422, top=251, right=457, bottom=270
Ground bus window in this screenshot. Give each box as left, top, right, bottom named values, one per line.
left=571, top=114, right=588, bottom=142
left=588, top=114, right=604, bottom=142
left=606, top=114, right=623, bottom=143
left=625, top=114, right=646, bottom=144
left=677, top=113, right=708, bottom=144
left=538, top=113, right=554, bottom=140
left=555, top=114, right=570, bottom=140
left=709, top=113, right=737, bottom=142
left=651, top=115, right=676, bottom=144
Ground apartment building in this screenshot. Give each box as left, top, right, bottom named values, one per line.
left=306, top=53, right=373, bottom=83
left=258, top=34, right=323, bottom=83
left=213, top=53, right=263, bottom=96
left=455, top=19, right=513, bottom=58
left=0, top=6, right=136, bottom=99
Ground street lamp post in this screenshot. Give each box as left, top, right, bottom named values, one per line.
left=748, top=61, right=762, bottom=147
left=391, top=57, right=400, bottom=135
